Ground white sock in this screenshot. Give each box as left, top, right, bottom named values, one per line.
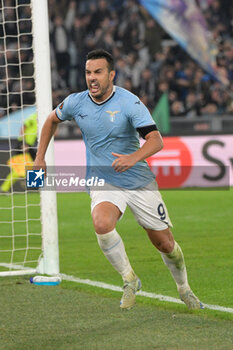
left=160, top=241, right=189, bottom=290
left=96, top=229, right=135, bottom=281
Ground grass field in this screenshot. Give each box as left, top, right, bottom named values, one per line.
left=0, top=189, right=233, bottom=349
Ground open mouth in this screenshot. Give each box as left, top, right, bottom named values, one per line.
left=90, top=82, right=99, bottom=93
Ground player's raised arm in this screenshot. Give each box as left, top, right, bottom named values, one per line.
left=34, top=109, right=62, bottom=171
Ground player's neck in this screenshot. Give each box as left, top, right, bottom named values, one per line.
left=89, top=86, right=116, bottom=105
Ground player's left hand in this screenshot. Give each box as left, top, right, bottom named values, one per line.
left=112, top=152, right=137, bottom=173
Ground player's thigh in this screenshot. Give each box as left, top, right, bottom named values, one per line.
left=90, top=187, right=127, bottom=233
left=127, top=188, right=172, bottom=231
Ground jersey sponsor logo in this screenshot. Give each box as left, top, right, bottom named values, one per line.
left=146, top=137, right=192, bottom=188
left=135, top=100, right=140, bottom=105
left=105, top=110, right=120, bottom=122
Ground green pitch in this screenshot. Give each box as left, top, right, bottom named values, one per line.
left=57, top=189, right=233, bottom=310
left=0, top=189, right=233, bottom=349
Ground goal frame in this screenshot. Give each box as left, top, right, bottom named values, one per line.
left=0, top=0, right=59, bottom=276
left=31, top=0, right=59, bottom=276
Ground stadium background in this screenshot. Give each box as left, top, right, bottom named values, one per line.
left=0, top=0, right=233, bottom=132
left=0, top=1, right=233, bottom=349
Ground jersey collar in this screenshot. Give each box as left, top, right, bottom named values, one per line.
left=88, top=86, right=116, bottom=105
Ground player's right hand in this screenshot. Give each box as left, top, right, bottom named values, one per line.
left=33, top=158, right=47, bottom=177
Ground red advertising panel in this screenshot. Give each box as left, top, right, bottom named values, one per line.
left=146, top=137, right=192, bottom=188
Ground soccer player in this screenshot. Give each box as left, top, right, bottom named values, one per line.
left=34, top=49, right=203, bottom=310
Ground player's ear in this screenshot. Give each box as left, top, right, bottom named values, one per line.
left=110, top=70, right=115, bottom=82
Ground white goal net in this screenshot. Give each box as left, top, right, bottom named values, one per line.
left=0, top=0, right=59, bottom=276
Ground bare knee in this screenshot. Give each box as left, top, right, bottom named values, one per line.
left=92, top=202, right=121, bottom=234
left=146, top=227, right=174, bottom=253
left=92, top=215, right=115, bottom=234
left=156, top=238, right=174, bottom=253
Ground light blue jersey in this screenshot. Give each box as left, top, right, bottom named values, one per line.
left=56, top=86, right=156, bottom=189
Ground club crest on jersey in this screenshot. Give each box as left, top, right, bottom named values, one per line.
left=105, top=110, right=120, bottom=122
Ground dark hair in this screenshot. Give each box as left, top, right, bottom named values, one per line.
left=86, top=49, right=114, bottom=71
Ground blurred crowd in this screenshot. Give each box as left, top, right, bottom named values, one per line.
left=0, top=0, right=233, bottom=121
left=0, top=0, right=34, bottom=118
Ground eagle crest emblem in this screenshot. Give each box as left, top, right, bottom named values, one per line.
left=105, top=110, right=120, bottom=122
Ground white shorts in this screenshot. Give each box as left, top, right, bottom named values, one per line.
left=90, top=181, right=172, bottom=231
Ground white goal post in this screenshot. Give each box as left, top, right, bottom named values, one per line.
left=0, top=0, right=59, bottom=276
left=31, top=0, right=59, bottom=275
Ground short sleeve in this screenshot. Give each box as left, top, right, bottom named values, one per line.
left=128, top=100, right=156, bottom=129
left=55, top=95, right=74, bottom=121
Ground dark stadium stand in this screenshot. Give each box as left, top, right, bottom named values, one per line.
left=0, top=0, right=232, bottom=137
